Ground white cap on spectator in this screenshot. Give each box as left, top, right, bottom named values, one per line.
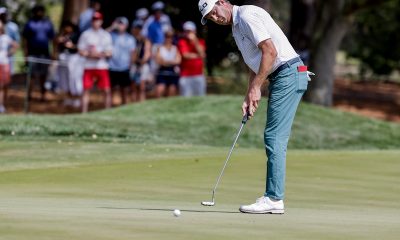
left=0, top=7, right=7, bottom=15
left=183, top=21, right=197, bottom=32
left=116, top=16, right=128, bottom=25
left=152, top=1, right=165, bottom=11
left=198, top=0, right=218, bottom=25
left=136, top=8, right=149, bottom=19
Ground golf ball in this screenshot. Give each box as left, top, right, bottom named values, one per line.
left=173, top=209, right=181, bottom=217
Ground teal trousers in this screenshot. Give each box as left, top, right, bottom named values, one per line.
left=264, top=61, right=308, bottom=200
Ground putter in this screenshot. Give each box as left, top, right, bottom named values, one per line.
left=201, top=112, right=250, bottom=206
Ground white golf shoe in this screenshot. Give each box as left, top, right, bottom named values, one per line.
left=239, top=196, right=284, bottom=214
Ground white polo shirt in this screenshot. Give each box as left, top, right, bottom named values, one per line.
left=78, top=28, right=113, bottom=69
left=232, top=5, right=298, bottom=74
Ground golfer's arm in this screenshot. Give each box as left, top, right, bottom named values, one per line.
left=248, top=69, right=256, bottom=88
left=252, top=39, right=277, bottom=88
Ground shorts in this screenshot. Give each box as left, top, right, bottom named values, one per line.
left=156, top=67, right=179, bottom=87
left=179, top=75, right=206, bottom=97
left=0, top=64, right=11, bottom=86
left=83, top=69, right=111, bottom=90
left=130, top=63, right=152, bottom=84
left=109, top=70, right=131, bottom=88
left=156, top=75, right=179, bottom=87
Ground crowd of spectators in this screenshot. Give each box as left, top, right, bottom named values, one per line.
left=0, top=0, right=207, bottom=114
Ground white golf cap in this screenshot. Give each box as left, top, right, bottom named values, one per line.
left=152, top=1, right=165, bottom=11
left=136, top=8, right=149, bottom=19
left=0, top=7, right=7, bottom=15
left=198, top=0, right=218, bottom=25
left=183, top=21, right=197, bottom=31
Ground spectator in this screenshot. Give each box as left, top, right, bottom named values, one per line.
left=22, top=5, right=55, bottom=101
left=0, top=7, right=20, bottom=74
left=177, top=21, right=206, bottom=97
left=155, top=30, right=181, bottom=98
left=135, top=8, right=149, bottom=22
left=79, top=0, right=101, bottom=33
left=107, top=17, right=136, bottom=105
left=54, top=21, right=83, bottom=108
left=78, top=12, right=112, bottom=113
left=0, top=20, right=18, bottom=113
left=142, top=1, right=172, bottom=39
left=146, top=2, right=173, bottom=83
left=146, top=8, right=166, bottom=45
left=130, top=20, right=152, bottom=102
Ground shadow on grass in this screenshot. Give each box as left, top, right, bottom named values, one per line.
left=98, top=206, right=239, bottom=214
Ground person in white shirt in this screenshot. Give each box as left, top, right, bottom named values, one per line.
left=0, top=7, right=20, bottom=74
left=155, top=30, right=181, bottom=98
left=0, top=20, right=18, bottom=113
left=78, top=12, right=112, bottom=113
left=199, top=0, right=311, bottom=214
left=107, top=17, right=136, bottom=105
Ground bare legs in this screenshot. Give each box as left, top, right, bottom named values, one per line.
left=131, top=80, right=146, bottom=102
left=81, top=89, right=111, bottom=113
left=156, top=84, right=177, bottom=98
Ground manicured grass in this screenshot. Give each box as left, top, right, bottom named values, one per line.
left=1, top=96, right=400, bottom=149
left=0, top=141, right=399, bottom=240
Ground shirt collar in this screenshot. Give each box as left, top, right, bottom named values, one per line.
left=232, top=5, right=240, bottom=25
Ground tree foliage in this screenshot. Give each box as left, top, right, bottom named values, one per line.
left=344, top=0, right=400, bottom=76
left=0, top=0, right=62, bottom=25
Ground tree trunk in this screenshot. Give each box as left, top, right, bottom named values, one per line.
left=305, top=17, right=351, bottom=106
left=61, top=0, right=90, bottom=26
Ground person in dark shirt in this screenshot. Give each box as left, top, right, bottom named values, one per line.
left=22, top=5, right=55, bottom=101
left=131, top=20, right=152, bottom=102
left=54, top=21, right=83, bottom=108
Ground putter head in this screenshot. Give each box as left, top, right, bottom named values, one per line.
left=201, top=201, right=215, bottom=206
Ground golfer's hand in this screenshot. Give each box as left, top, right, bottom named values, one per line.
left=243, top=86, right=261, bottom=118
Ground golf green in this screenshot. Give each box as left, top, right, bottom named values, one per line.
left=1, top=141, right=399, bottom=239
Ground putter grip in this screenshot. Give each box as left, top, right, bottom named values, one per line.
left=242, top=112, right=250, bottom=124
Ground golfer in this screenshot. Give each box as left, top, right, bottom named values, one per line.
left=199, top=0, right=310, bottom=214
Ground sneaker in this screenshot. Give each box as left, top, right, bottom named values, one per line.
left=239, top=196, right=284, bottom=214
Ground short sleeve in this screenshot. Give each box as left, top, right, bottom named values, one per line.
left=22, top=22, right=31, bottom=39
left=8, top=23, right=20, bottom=42
left=47, top=20, right=55, bottom=39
